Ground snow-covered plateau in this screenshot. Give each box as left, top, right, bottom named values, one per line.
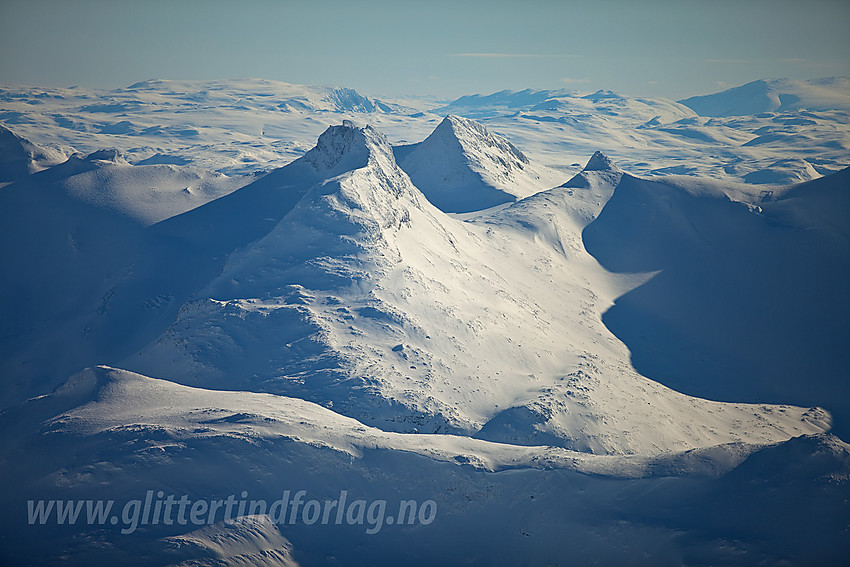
left=1, top=78, right=848, bottom=566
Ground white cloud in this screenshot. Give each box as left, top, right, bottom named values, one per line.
left=560, top=77, right=591, bottom=85
left=449, top=53, right=579, bottom=59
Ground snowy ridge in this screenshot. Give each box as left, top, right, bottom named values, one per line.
left=583, top=166, right=850, bottom=439
left=3, top=365, right=831, bottom=477
left=582, top=150, right=621, bottom=173
left=0, top=123, right=65, bottom=181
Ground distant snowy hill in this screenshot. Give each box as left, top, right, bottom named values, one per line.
left=120, top=79, right=399, bottom=114
left=437, top=88, right=575, bottom=116
left=438, top=87, right=694, bottom=124
left=679, top=77, right=850, bottom=116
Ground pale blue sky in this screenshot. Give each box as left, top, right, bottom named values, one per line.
left=1, top=0, right=848, bottom=100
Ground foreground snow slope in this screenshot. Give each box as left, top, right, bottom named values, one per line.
left=0, top=365, right=847, bottom=566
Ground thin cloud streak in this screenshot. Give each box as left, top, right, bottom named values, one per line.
left=449, top=53, right=580, bottom=59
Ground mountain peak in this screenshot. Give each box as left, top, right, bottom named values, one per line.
left=302, top=122, right=391, bottom=178
left=435, top=115, right=530, bottom=165
left=584, top=151, right=621, bottom=173
left=394, top=115, right=563, bottom=213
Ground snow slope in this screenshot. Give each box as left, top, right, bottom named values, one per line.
left=583, top=167, right=850, bottom=438
left=0, top=147, right=247, bottom=404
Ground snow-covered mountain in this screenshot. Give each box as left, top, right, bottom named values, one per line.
left=0, top=148, right=247, bottom=404
left=102, top=123, right=826, bottom=457
left=679, top=77, right=850, bottom=117
left=394, top=115, right=564, bottom=212
left=1, top=81, right=849, bottom=565
left=583, top=167, right=850, bottom=440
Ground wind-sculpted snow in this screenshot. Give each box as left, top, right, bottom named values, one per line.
left=0, top=366, right=846, bottom=565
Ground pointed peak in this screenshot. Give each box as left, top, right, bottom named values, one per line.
left=303, top=122, right=392, bottom=177
left=430, top=114, right=530, bottom=165
left=438, top=114, right=488, bottom=136
left=583, top=151, right=621, bottom=173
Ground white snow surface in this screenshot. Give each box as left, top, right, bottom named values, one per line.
left=1, top=78, right=849, bottom=565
